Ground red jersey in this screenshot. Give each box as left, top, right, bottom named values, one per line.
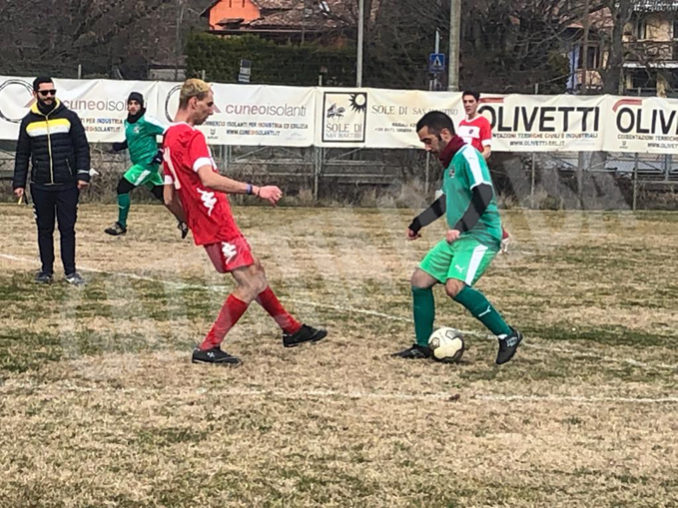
left=162, top=123, right=242, bottom=245
left=458, top=115, right=492, bottom=153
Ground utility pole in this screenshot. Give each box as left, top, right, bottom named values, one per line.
left=448, top=0, right=461, bottom=91
left=175, top=0, right=185, bottom=81
left=357, top=0, right=364, bottom=87
left=581, top=0, right=590, bottom=93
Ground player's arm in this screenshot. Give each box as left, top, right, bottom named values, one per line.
left=407, top=194, right=446, bottom=239
left=197, top=165, right=282, bottom=206
left=111, top=140, right=128, bottom=152
left=481, top=144, right=491, bottom=160
left=163, top=178, right=186, bottom=222
left=451, top=183, right=493, bottom=233
left=480, top=121, right=492, bottom=160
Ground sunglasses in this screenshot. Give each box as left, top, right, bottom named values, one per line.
left=37, top=89, right=57, bottom=97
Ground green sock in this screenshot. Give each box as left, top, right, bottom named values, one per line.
left=453, top=285, right=511, bottom=336
left=412, top=286, right=435, bottom=347
left=117, top=193, right=131, bottom=228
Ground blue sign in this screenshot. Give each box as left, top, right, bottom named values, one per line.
left=428, top=53, right=446, bottom=73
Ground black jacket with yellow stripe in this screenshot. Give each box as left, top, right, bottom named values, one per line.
left=13, top=99, right=91, bottom=189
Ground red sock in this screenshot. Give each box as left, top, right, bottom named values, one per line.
left=200, top=294, right=249, bottom=350
left=255, top=287, right=301, bottom=334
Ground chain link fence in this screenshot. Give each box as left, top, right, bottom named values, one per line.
left=2, top=141, right=677, bottom=210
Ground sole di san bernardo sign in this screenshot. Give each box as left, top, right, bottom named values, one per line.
left=3, top=75, right=678, bottom=154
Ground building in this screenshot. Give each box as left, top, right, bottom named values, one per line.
left=567, top=1, right=678, bottom=96
left=200, top=0, right=356, bottom=44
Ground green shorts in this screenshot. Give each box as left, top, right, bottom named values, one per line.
left=419, top=236, right=498, bottom=285
left=123, top=164, right=163, bottom=190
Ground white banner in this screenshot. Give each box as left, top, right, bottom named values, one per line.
left=475, top=94, right=605, bottom=152
left=316, top=88, right=463, bottom=148
left=157, top=82, right=316, bottom=146
left=3, top=75, right=678, bottom=154
left=602, top=95, right=678, bottom=153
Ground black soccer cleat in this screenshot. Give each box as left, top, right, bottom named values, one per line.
left=392, top=343, right=432, bottom=359
left=177, top=221, right=189, bottom=239
left=35, top=271, right=53, bottom=284
left=65, top=272, right=85, bottom=286
left=191, top=347, right=241, bottom=365
left=496, top=328, right=523, bottom=365
left=104, top=222, right=127, bottom=236
left=283, top=324, right=327, bottom=348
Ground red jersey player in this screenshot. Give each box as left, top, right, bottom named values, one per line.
left=458, top=90, right=510, bottom=252
left=162, top=79, right=327, bottom=365
left=458, top=91, right=492, bottom=160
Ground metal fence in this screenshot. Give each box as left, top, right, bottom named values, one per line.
left=2, top=142, right=677, bottom=210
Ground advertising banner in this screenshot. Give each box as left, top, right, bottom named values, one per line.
left=476, top=94, right=605, bottom=152
left=156, top=82, right=315, bottom=146
left=601, top=95, right=678, bottom=154
left=3, top=75, right=678, bottom=154
left=317, top=88, right=463, bottom=148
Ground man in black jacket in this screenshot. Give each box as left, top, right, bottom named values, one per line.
left=13, top=76, right=91, bottom=285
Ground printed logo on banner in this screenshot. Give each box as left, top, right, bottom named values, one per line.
left=610, top=96, right=678, bottom=151
left=322, top=92, right=367, bottom=143
left=0, top=79, right=34, bottom=123
left=164, top=84, right=222, bottom=123
left=165, top=85, right=182, bottom=122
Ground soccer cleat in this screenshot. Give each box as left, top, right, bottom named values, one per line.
left=496, top=328, right=523, bottom=365
left=392, top=343, right=432, bottom=359
left=500, top=228, right=510, bottom=254
left=104, top=222, right=127, bottom=236
left=178, top=221, right=189, bottom=239
left=282, top=324, right=327, bottom=348
left=35, top=271, right=53, bottom=284
left=191, top=347, right=241, bottom=365
left=65, top=272, right=85, bottom=286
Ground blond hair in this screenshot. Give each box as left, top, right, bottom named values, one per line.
left=179, top=79, right=211, bottom=108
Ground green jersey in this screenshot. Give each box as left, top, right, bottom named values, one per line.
left=124, top=114, right=166, bottom=169
left=443, top=144, right=502, bottom=249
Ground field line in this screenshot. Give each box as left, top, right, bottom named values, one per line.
left=1, top=381, right=676, bottom=405
left=1, top=252, right=676, bottom=371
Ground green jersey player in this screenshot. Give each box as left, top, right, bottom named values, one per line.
left=105, top=92, right=187, bottom=238
left=393, top=111, right=522, bottom=364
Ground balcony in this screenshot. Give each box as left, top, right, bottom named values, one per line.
left=624, top=41, right=678, bottom=65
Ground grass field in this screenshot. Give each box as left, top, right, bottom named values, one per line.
left=0, top=202, right=676, bottom=507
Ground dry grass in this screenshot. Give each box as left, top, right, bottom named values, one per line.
left=0, top=203, right=676, bottom=507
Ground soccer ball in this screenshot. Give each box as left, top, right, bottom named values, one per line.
left=428, top=327, right=465, bottom=363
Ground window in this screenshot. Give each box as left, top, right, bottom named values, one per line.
left=636, top=17, right=648, bottom=40
left=576, top=44, right=600, bottom=69
left=673, top=19, right=678, bottom=39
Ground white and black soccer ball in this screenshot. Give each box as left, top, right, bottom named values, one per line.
left=428, top=327, right=465, bottom=363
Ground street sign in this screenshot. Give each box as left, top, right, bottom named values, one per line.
left=238, top=59, right=252, bottom=84
left=428, top=52, right=446, bottom=73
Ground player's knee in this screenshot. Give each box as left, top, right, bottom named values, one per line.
left=410, top=269, right=430, bottom=289
left=150, top=186, right=164, bottom=201
left=444, top=279, right=464, bottom=298
left=247, top=262, right=268, bottom=294
left=116, top=179, right=134, bottom=195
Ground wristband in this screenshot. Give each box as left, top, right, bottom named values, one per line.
left=408, top=217, right=422, bottom=234
left=246, top=183, right=253, bottom=195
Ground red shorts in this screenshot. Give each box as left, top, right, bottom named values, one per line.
left=204, top=237, right=254, bottom=273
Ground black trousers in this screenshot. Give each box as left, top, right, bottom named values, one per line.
left=30, top=184, right=79, bottom=275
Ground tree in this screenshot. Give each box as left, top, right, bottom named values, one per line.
left=0, top=0, right=207, bottom=79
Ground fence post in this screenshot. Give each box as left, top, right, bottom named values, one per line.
left=530, top=153, right=536, bottom=209
left=313, top=146, right=322, bottom=202
left=425, top=152, right=430, bottom=195
left=633, top=152, right=638, bottom=211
